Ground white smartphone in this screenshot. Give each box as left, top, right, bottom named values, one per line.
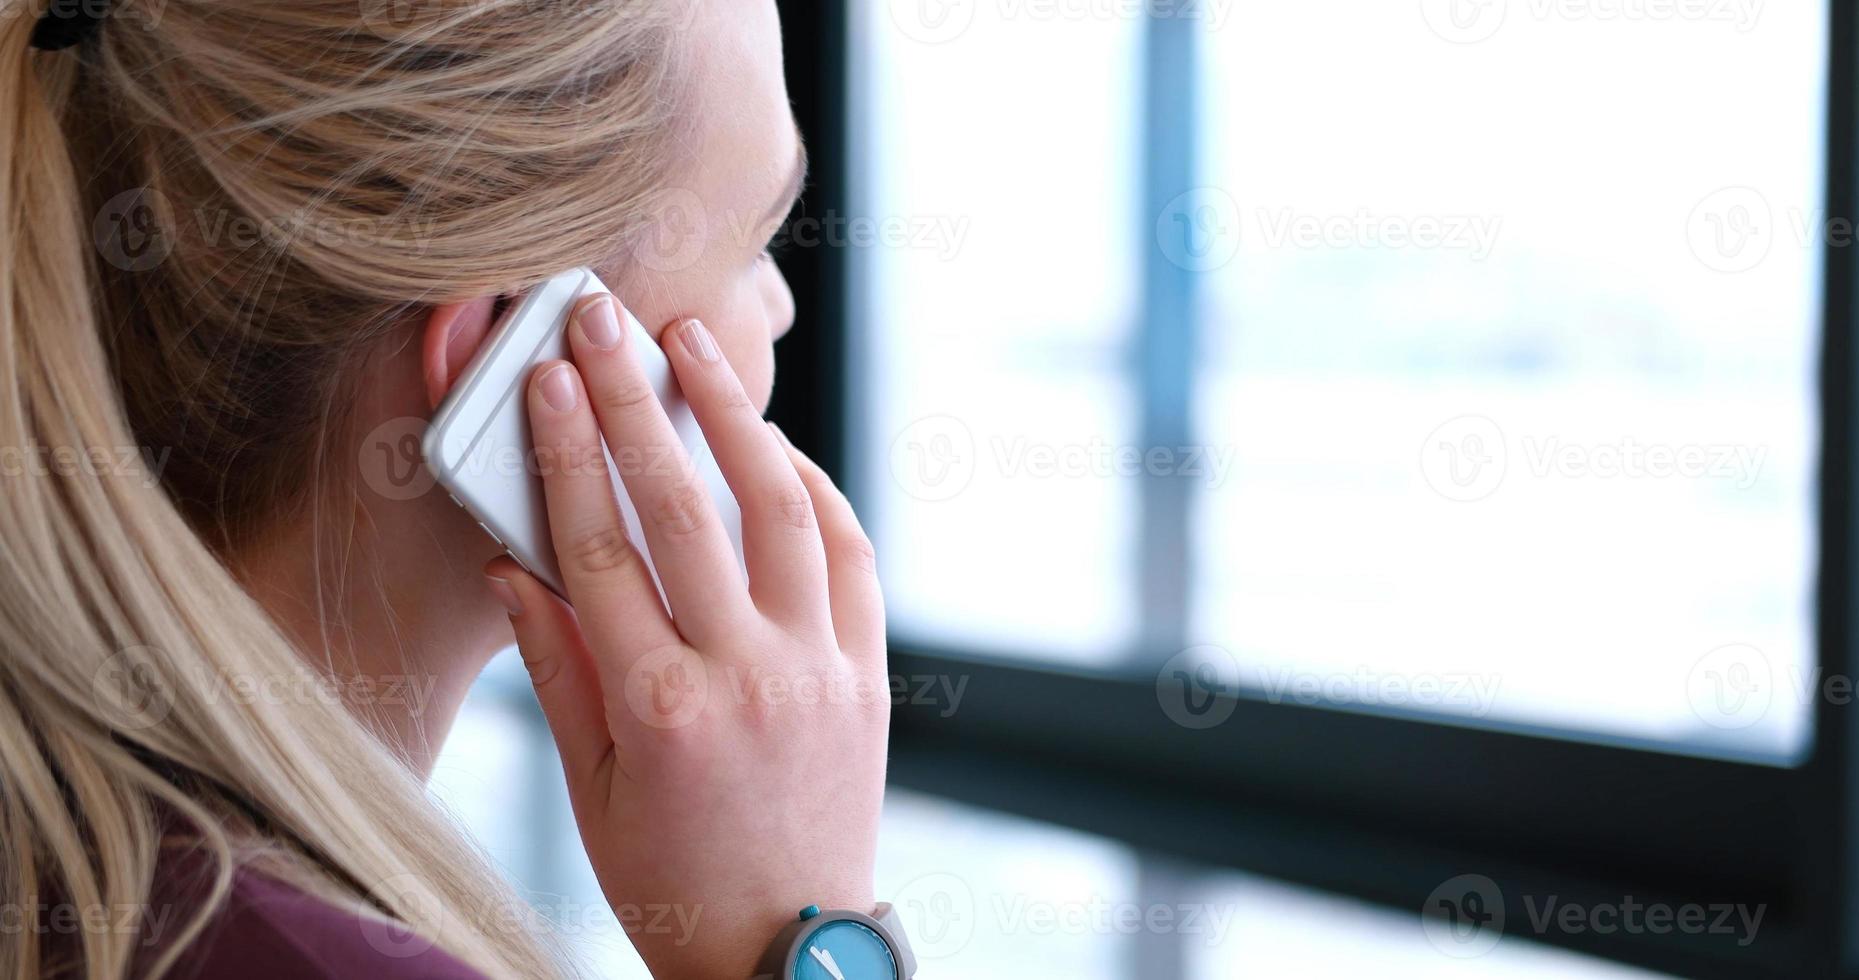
left=422, top=267, right=745, bottom=604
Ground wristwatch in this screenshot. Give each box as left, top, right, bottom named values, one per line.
left=750, top=903, right=917, bottom=980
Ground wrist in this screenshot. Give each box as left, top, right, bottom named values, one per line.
left=629, top=890, right=879, bottom=980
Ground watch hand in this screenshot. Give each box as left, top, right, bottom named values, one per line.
left=808, top=945, right=848, bottom=980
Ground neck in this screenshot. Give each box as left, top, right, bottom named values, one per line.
left=235, top=510, right=509, bottom=778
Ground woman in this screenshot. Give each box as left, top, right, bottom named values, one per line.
left=0, top=0, right=892, bottom=976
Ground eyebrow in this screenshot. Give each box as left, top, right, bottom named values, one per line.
left=763, top=131, right=809, bottom=227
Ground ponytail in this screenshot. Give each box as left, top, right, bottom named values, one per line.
left=0, top=18, right=237, bottom=978
left=0, top=0, right=687, bottom=976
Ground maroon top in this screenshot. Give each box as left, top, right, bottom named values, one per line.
left=144, top=864, right=489, bottom=980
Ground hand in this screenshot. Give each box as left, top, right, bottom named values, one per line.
left=483, top=295, right=889, bottom=979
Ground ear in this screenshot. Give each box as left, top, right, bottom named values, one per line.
left=422, top=297, right=498, bottom=410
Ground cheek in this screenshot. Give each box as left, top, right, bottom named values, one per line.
left=691, top=280, right=778, bottom=410
left=713, top=309, right=777, bottom=410
left=615, top=266, right=781, bottom=409
left=763, top=261, right=796, bottom=341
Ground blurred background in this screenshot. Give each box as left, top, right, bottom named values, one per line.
left=434, top=1, right=1854, bottom=977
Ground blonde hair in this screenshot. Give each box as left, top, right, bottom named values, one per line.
left=0, top=0, right=693, bottom=976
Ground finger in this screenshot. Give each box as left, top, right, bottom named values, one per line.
left=660, top=316, right=831, bottom=631
left=526, top=358, right=682, bottom=666
left=566, top=295, right=752, bottom=649
left=771, top=425, right=886, bottom=659
left=485, top=557, right=618, bottom=788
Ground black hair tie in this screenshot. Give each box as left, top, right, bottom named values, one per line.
left=30, top=0, right=112, bottom=52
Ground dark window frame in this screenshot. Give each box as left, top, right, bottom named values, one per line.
left=772, top=3, right=1859, bottom=976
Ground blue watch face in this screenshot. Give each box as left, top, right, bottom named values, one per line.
left=792, top=920, right=896, bottom=980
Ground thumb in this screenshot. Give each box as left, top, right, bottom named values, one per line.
left=485, top=557, right=613, bottom=787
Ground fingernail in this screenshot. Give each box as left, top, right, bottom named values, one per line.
left=539, top=363, right=578, bottom=412
left=578, top=295, right=623, bottom=350
left=486, top=576, right=523, bottom=616
left=679, top=319, right=720, bottom=363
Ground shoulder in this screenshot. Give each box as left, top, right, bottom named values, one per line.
left=151, top=859, right=488, bottom=980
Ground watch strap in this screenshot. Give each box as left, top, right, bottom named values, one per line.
left=872, top=903, right=918, bottom=979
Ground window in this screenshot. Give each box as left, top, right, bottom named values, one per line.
left=853, top=4, right=1145, bottom=661
left=844, top=2, right=1856, bottom=978
left=858, top=0, right=1827, bottom=760
left=1191, top=1, right=1826, bottom=760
